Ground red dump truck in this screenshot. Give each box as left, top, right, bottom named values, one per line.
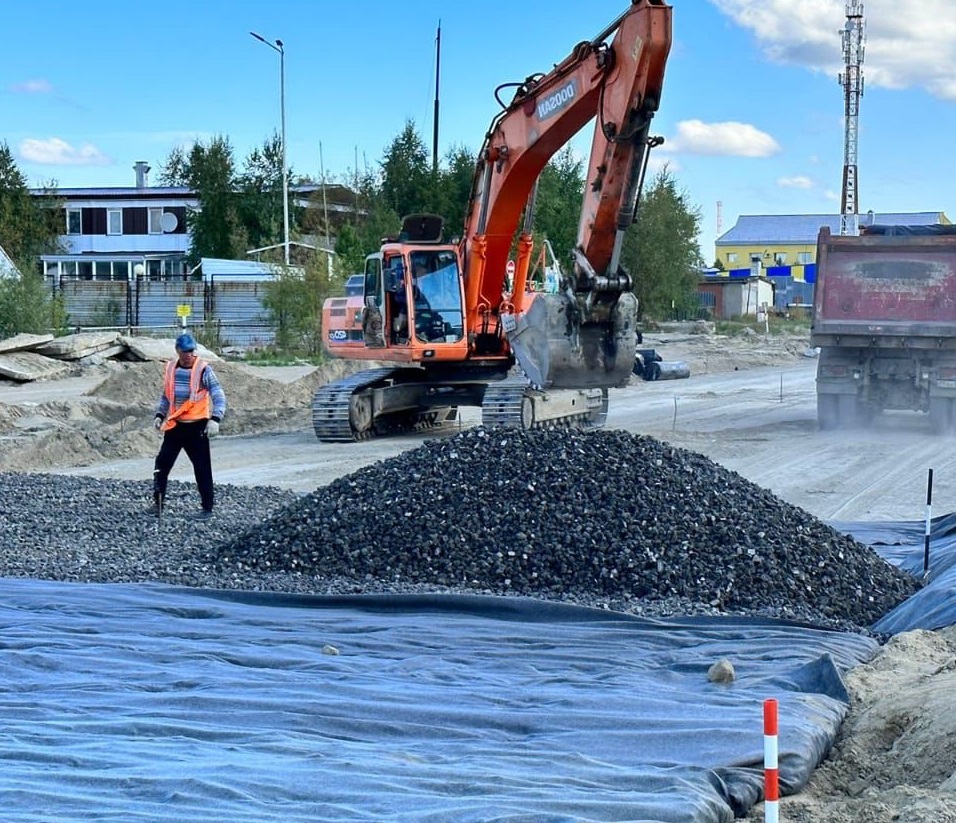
left=812, top=224, right=956, bottom=433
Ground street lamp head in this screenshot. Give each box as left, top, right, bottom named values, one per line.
left=250, top=31, right=281, bottom=54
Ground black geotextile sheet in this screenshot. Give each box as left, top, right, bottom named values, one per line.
left=5, top=512, right=954, bottom=823
left=835, top=511, right=956, bottom=634
left=0, top=579, right=877, bottom=823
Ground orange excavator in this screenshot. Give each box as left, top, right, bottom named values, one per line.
left=315, top=0, right=672, bottom=441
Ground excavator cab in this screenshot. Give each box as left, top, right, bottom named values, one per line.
left=408, top=250, right=465, bottom=344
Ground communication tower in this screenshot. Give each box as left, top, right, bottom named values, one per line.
left=838, top=1, right=865, bottom=236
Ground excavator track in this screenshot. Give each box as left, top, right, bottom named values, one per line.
left=481, top=375, right=608, bottom=431
left=311, top=367, right=395, bottom=442
left=311, top=368, right=457, bottom=442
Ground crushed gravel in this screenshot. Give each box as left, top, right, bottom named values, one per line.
left=0, top=427, right=918, bottom=633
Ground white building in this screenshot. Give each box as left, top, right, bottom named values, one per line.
left=33, top=161, right=197, bottom=283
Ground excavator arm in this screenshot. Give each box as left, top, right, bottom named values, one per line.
left=461, top=0, right=672, bottom=389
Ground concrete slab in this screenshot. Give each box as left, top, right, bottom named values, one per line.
left=79, top=345, right=128, bottom=366
left=37, top=331, right=121, bottom=360
left=0, top=351, right=75, bottom=382
left=120, top=335, right=221, bottom=362
left=0, top=333, right=55, bottom=354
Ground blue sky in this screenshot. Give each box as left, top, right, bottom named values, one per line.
left=3, top=0, right=955, bottom=258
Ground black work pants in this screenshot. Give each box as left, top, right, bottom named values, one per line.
left=153, top=420, right=214, bottom=511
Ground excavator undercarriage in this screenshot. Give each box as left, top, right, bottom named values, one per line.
left=311, top=367, right=607, bottom=442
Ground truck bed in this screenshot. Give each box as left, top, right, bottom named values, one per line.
left=811, top=228, right=956, bottom=346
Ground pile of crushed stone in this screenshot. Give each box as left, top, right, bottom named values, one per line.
left=0, top=428, right=921, bottom=631
left=0, top=472, right=298, bottom=586
left=213, top=427, right=921, bottom=631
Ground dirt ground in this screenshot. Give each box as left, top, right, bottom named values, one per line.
left=1, top=324, right=955, bottom=820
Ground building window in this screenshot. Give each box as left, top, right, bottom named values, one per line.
left=107, top=209, right=123, bottom=235
left=797, top=252, right=813, bottom=264
left=774, top=253, right=787, bottom=265
left=66, top=209, right=81, bottom=235
left=727, top=253, right=737, bottom=263
left=148, top=208, right=163, bottom=234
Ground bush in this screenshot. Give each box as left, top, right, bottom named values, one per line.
left=0, top=272, right=67, bottom=338
left=261, top=253, right=344, bottom=356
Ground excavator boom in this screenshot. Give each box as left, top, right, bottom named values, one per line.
left=462, top=0, right=672, bottom=389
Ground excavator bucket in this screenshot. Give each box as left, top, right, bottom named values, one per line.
left=504, top=292, right=638, bottom=390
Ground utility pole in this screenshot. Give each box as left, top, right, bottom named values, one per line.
left=839, top=1, right=865, bottom=236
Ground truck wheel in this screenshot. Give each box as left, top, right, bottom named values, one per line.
left=854, top=399, right=874, bottom=427
left=817, top=394, right=839, bottom=430
left=834, top=393, right=872, bottom=428
left=929, top=398, right=953, bottom=435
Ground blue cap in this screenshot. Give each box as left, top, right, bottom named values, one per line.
left=175, top=333, right=197, bottom=352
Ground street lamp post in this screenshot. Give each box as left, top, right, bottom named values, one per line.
left=250, top=32, right=290, bottom=266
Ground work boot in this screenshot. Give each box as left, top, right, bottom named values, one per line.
left=150, top=492, right=163, bottom=515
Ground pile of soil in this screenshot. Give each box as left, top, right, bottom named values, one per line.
left=0, top=359, right=359, bottom=472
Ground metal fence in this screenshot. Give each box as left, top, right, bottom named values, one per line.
left=49, top=274, right=276, bottom=347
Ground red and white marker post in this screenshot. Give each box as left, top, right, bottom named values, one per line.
left=764, top=698, right=779, bottom=823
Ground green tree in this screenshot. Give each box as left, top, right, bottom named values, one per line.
left=332, top=223, right=367, bottom=277
left=156, top=145, right=189, bottom=187
left=531, top=146, right=585, bottom=265
left=432, top=144, right=476, bottom=240
left=262, top=251, right=340, bottom=354
left=0, top=142, right=62, bottom=265
left=183, top=136, right=245, bottom=262
left=0, top=272, right=66, bottom=337
left=0, top=143, right=64, bottom=335
left=379, top=121, right=432, bottom=220
left=621, top=166, right=704, bottom=320
left=236, top=132, right=297, bottom=254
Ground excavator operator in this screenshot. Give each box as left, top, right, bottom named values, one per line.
left=386, top=259, right=408, bottom=343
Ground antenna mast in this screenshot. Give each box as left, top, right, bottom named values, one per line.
left=839, top=0, right=865, bottom=236
left=432, top=20, right=441, bottom=175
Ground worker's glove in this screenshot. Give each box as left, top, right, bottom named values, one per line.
left=153, top=416, right=164, bottom=432
left=206, top=419, right=220, bottom=438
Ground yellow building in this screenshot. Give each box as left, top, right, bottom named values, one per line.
left=711, top=211, right=951, bottom=312
left=715, top=211, right=951, bottom=275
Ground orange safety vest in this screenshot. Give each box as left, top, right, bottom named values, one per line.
left=160, top=357, right=211, bottom=431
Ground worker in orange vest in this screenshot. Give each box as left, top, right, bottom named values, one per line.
left=152, top=333, right=227, bottom=519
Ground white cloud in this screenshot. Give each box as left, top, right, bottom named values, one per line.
left=777, top=175, right=814, bottom=189
left=8, top=79, right=54, bottom=94
left=665, top=120, right=780, bottom=157
left=710, top=0, right=956, bottom=100
left=18, top=138, right=110, bottom=166
left=823, top=189, right=840, bottom=201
